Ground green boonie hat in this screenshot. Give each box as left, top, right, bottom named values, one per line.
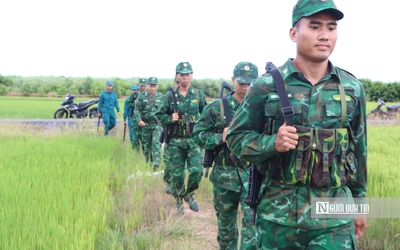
left=148, top=77, right=158, bottom=85
left=233, top=61, right=258, bottom=84
left=174, top=77, right=179, bottom=82
left=139, top=78, right=147, bottom=86
left=176, top=62, right=193, bottom=74
left=292, top=0, right=344, bottom=27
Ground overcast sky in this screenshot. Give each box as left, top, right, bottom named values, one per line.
left=1, top=0, right=398, bottom=82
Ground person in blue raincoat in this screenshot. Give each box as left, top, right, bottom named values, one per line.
left=97, top=81, right=121, bottom=136
left=123, top=85, right=139, bottom=143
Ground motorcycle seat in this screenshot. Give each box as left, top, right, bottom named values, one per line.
left=79, top=100, right=96, bottom=108
left=387, top=104, right=400, bottom=110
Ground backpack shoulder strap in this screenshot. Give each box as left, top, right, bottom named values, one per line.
left=221, top=96, right=232, bottom=126
left=269, top=67, right=294, bottom=126
left=219, top=99, right=225, bottom=126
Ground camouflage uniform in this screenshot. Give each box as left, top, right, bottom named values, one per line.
left=227, top=57, right=367, bottom=249
left=155, top=62, right=207, bottom=215
left=193, top=62, right=259, bottom=250
left=134, top=77, right=163, bottom=168
left=123, top=86, right=139, bottom=143
left=162, top=84, right=177, bottom=194
left=98, top=81, right=120, bottom=136
left=132, top=78, right=147, bottom=152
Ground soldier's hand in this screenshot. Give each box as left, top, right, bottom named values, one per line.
left=172, top=112, right=179, bottom=122
left=138, top=121, right=145, bottom=127
left=222, top=127, right=229, bottom=143
left=98, top=113, right=102, bottom=118
left=124, top=121, right=127, bottom=125
left=354, top=216, right=367, bottom=240
left=118, top=112, right=121, bottom=117
left=274, top=122, right=298, bottom=153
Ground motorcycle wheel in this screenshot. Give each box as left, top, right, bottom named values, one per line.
left=367, top=112, right=377, bottom=120
left=89, top=107, right=98, bottom=119
left=54, top=108, right=68, bottom=119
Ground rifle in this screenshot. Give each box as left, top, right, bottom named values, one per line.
left=97, top=114, right=101, bottom=132
left=202, top=81, right=234, bottom=178
left=123, top=123, right=127, bottom=142
left=244, top=61, right=294, bottom=225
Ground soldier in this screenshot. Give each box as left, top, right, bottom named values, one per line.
left=132, top=78, right=147, bottom=152
left=226, top=0, right=367, bottom=249
left=163, top=77, right=180, bottom=195
left=193, top=61, right=259, bottom=249
left=97, top=81, right=121, bottom=136
left=123, top=85, right=139, bottom=143
left=135, top=77, right=164, bottom=170
left=155, top=62, right=207, bottom=216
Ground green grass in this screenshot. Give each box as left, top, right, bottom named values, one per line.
left=0, top=96, right=125, bottom=119
left=0, top=123, right=214, bottom=249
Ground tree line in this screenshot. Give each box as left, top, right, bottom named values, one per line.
left=0, top=75, right=227, bottom=98
left=1, top=74, right=400, bottom=102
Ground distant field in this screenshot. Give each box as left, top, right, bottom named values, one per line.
left=0, top=95, right=386, bottom=119
left=0, top=96, right=125, bottom=119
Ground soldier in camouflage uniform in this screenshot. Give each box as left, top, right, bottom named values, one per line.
left=132, top=78, right=147, bottom=152
left=135, top=77, right=164, bottom=170
left=193, top=62, right=259, bottom=250
left=163, top=78, right=180, bottom=195
left=155, top=62, right=207, bottom=216
left=123, top=85, right=139, bottom=143
left=226, top=1, right=367, bottom=249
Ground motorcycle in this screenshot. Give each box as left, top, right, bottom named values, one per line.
left=54, top=93, right=99, bottom=119
left=367, top=98, right=400, bottom=120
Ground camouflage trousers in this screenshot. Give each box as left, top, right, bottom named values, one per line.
left=168, top=138, right=203, bottom=198
left=141, top=124, right=162, bottom=166
left=257, top=219, right=356, bottom=249
left=162, top=144, right=171, bottom=184
left=213, top=186, right=257, bottom=250
left=131, top=117, right=145, bottom=152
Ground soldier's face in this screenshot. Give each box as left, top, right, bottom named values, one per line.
left=139, top=85, right=146, bottom=93
left=290, top=11, right=337, bottom=63
left=106, top=85, right=113, bottom=92
left=174, top=82, right=179, bottom=88
left=148, top=84, right=158, bottom=95
left=232, top=78, right=250, bottom=99
left=177, top=73, right=192, bottom=87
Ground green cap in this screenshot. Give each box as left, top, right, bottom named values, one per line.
left=148, top=77, right=158, bottom=85
left=106, top=81, right=113, bottom=86
left=176, top=62, right=193, bottom=74
left=174, top=77, right=179, bottom=82
left=292, top=0, right=344, bottom=27
left=139, top=78, right=147, bottom=86
left=233, top=61, right=258, bottom=84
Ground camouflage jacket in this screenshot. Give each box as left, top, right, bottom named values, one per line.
left=226, top=59, right=367, bottom=229
left=134, top=90, right=163, bottom=129
left=155, top=86, right=207, bottom=139
left=192, top=93, right=249, bottom=192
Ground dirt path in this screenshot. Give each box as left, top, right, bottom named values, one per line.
left=179, top=202, right=219, bottom=250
